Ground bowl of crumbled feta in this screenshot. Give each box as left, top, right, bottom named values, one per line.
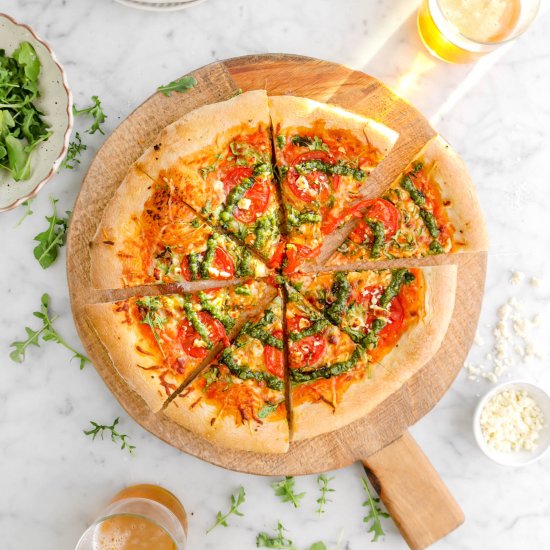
left=474, top=381, right=550, bottom=466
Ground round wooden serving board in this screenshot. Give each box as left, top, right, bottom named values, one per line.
left=68, top=55, right=486, bottom=550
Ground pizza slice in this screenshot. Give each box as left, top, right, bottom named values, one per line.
left=269, top=96, right=398, bottom=273
left=164, top=292, right=288, bottom=453
left=287, top=265, right=457, bottom=440
left=327, top=136, right=488, bottom=265
left=135, top=90, right=284, bottom=266
left=91, top=167, right=270, bottom=289
left=85, top=280, right=275, bottom=412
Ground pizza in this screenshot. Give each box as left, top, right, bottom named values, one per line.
left=164, top=293, right=288, bottom=453
left=269, top=96, right=398, bottom=273
left=326, top=136, right=488, bottom=265
left=84, top=90, right=487, bottom=454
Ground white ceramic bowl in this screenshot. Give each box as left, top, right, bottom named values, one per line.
left=473, top=380, right=550, bottom=467
left=0, top=13, right=72, bottom=212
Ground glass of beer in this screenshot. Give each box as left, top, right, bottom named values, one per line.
left=75, top=484, right=188, bottom=550
left=418, top=0, right=541, bottom=63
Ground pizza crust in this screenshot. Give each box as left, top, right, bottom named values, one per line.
left=269, top=95, right=399, bottom=155
left=85, top=301, right=169, bottom=413
left=291, top=264, right=458, bottom=440
left=164, top=388, right=290, bottom=454
left=422, top=135, right=488, bottom=252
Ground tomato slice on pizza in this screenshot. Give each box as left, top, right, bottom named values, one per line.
left=91, top=167, right=270, bottom=289
left=328, top=136, right=488, bottom=265
left=85, top=280, right=274, bottom=412
left=164, top=293, right=289, bottom=454
left=269, top=96, right=397, bottom=273
left=134, top=91, right=284, bottom=267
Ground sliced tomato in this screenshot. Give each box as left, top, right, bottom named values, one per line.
left=283, top=243, right=321, bottom=274
left=264, top=330, right=284, bottom=378
left=179, top=311, right=227, bottom=359
left=181, top=247, right=235, bottom=281
left=347, top=199, right=400, bottom=244
left=222, top=166, right=254, bottom=194
left=286, top=150, right=333, bottom=203
left=287, top=316, right=326, bottom=366
left=376, top=296, right=405, bottom=349
left=267, top=240, right=286, bottom=269
left=234, top=179, right=271, bottom=224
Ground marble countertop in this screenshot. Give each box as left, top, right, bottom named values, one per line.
left=1, top=1, right=550, bottom=549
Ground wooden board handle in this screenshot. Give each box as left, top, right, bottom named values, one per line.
left=361, top=431, right=464, bottom=550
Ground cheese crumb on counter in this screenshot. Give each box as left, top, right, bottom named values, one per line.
left=480, top=389, right=546, bottom=452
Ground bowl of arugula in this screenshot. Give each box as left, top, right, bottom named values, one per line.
left=0, top=13, right=72, bottom=212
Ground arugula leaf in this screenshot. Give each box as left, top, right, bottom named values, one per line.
left=271, top=477, right=305, bottom=508
left=73, top=95, right=107, bottom=134
left=206, top=486, right=246, bottom=533
left=0, top=42, right=51, bottom=181
left=9, top=293, right=90, bottom=369
left=157, top=76, right=197, bottom=97
left=361, top=478, right=390, bottom=542
left=15, top=199, right=33, bottom=227
left=84, top=417, right=135, bottom=454
left=62, top=132, right=87, bottom=170
left=33, top=196, right=70, bottom=269
left=256, top=521, right=297, bottom=549
left=258, top=402, right=281, bottom=419
left=316, top=474, right=335, bottom=515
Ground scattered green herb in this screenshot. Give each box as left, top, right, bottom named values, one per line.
left=32, top=196, right=70, bottom=269
left=272, top=477, right=305, bottom=508
left=84, top=417, right=135, bottom=454
left=258, top=402, right=281, bottom=419
left=207, top=486, right=246, bottom=533
left=361, top=478, right=390, bottom=542
left=62, top=131, right=87, bottom=169
left=15, top=199, right=33, bottom=227
left=73, top=95, right=107, bottom=134
left=157, top=76, right=197, bottom=97
left=257, top=521, right=297, bottom=549
left=0, top=41, right=52, bottom=181
left=9, top=293, right=90, bottom=369
left=136, top=296, right=167, bottom=358
left=316, top=474, right=335, bottom=515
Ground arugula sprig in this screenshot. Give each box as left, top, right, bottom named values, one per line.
left=206, top=486, right=246, bottom=533
left=0, top=41, right=52, bottom=181
left=257, top=521, right=297, bottom=549
left=84, top=417, right=135, bottom=454
left=361, top=478, right=390, bottom=542
left=136, top=297, right=167, bottom=358
left=15, top=199, right=33, bottom=227
left=62, top=131, right=87, bottom=169
left=316, top=474, right=335, bottom=516
left=73, top=95, right=107, bottom=135
left=9, top=293, right=90, bottom=369
left=33, top=196, right=70, bottom=269
left=272, top=477, right=305, bottom=508
left=157, top=76, right=197, bottom=97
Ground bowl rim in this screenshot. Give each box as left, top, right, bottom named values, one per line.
left=0, top=12, right=73, bottom=213
left=473, top=379, right=550, bottom=467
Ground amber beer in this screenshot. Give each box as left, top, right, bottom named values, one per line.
left=418, top=0, right=540, bottom=63
left=75, top=485, right=187, bottom=550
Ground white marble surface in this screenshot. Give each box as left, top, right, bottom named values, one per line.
left=1, top=1, right=550, bottom=549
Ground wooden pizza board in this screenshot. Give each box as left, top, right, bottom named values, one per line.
left=67, top=54, right=486, bottom=550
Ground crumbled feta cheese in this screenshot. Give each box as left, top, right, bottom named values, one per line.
left=208, top=266, right=220, bottom=277
left=480, top=389, right=546, bottom=452
left=237, top=197, right=252, bottom=210
left=529, top=277, right=541, bottom=288
left=509, top=271, right=525, bottom=285
left=192, top=338, right=207, bottom=349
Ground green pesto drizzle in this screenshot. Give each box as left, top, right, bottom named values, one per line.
left=289, top=318, right=329, bottom=341
left=286, top=205, right=322, bottom=228
left=187, top=252, right=201, bottom=281
left=200, top=234, right=218, bottom=278
left=294, top=159, right=365, bottom=182
left=325, top=272, right=352, bottom=326
left=367, top=219, right=385, bottom=258
left=183, top=298, right=212, bottom=349
left=235, top=247, right=253, bottom=278
left=198, top=292, right=234, bottom=331
left=379, top=269, right=415, bottom=309
left=419, top=209, right=440, bottom=239
left=400, top=174, right=426, bottom=206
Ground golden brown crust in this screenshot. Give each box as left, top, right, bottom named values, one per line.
left=269, top=95, right=398, bottom=155
left=291, top=265, right=457, bottom=440
left=90, top=167, right=155, bottom=290
left=85, top=302, right=168, bottom=413
left=422, top=135, right=488, bottom=252
left=136, top=90, right=270, bottom=181
left=164, top=384, right=290, bottom=454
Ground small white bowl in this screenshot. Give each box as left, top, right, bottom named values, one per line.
left=0, top=13, right=73, bottom=212
left=473, top=380, right=550, bottom=467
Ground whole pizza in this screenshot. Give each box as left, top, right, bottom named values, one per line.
left=86, top=90, right=487, bottom=454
